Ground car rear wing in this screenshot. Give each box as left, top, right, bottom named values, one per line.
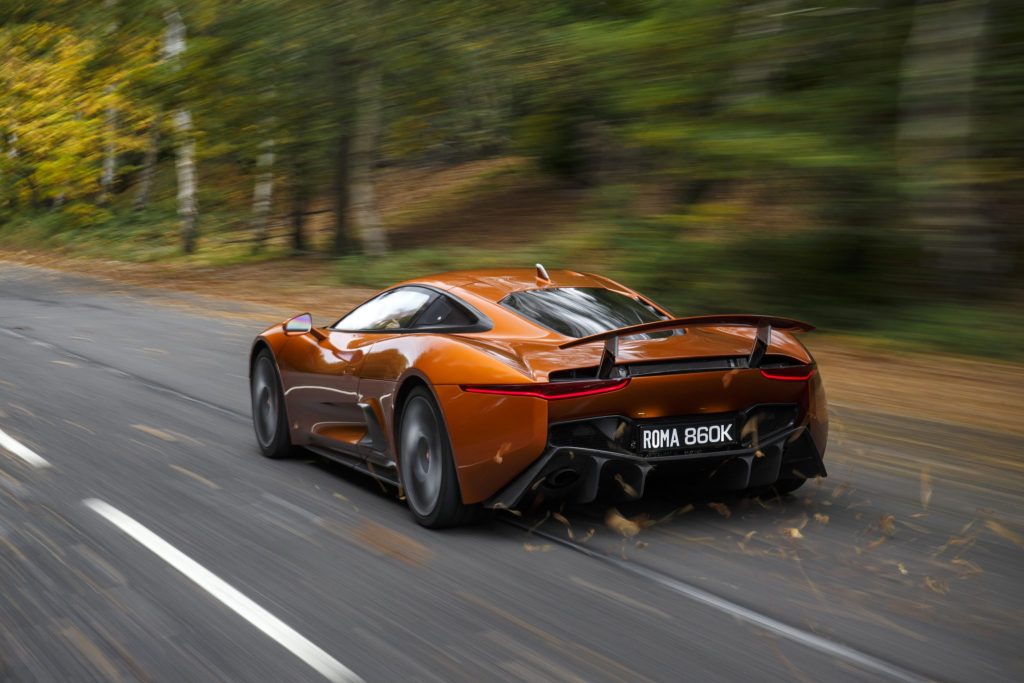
left=558, top=315, right=815, bottom=379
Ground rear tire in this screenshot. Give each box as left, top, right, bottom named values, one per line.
left=250, top=349, right=294, bottom=459
left=398, top=387, right=475, bottom=528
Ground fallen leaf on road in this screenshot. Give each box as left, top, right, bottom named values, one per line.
left=897, top=562, right=908, bottom=576
left=985, top=520, right=1024, bottom=548
left=813, top=513, right=830, bottom=525
left=707, top=502, right=731, bottom=519
left=783, top=527, right=803, bottom=539
left=131, top=424, right=177, bottom=442
left=950, top=558, right=983, bottom=577
left=831, top=482, right=850, bottom=499
left=354, top=520, right=432, bottom=567
left=606, top=508, right=641, bottom=538
left=880, top=514, right=896, bottom=537
left=864, top=537, right=885, bottom=552
left=924, top=576, right=949, bottom=595
left=523, top=543, right=551, bottom=553
left=920, top=468, right=933, bottom=509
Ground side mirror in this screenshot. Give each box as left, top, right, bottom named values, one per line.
left=284, top=312, right=313, bottom=335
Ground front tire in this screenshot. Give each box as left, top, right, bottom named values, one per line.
left=250, top=349, right=294, bottom=459
left=398, top=387, right=474, bottom=528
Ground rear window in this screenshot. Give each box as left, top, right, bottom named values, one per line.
left=501, top=287, right=670, bottom=338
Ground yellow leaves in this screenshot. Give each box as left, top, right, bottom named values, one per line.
left=783, top=527, right=804, bottom=539
left=880, top=514, right=896, bottom=537
left=523, top=543, right=552, bottom=553
left=984, top=520, right=1024, bottom=548
left=707, top=502, right=731, bottom=519
left=813, top=513, right=830, bottom=525
left=0, top=21, right=154, bottom=202
left=897, top=562, right=909, bottom=576
left=605, top=508, right=641, bottom=538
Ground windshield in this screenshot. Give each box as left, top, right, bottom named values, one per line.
left=501, top=287, right=670, bottom=338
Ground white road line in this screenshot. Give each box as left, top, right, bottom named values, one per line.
left=83, top=499, right=362, bottom=683
left=514, top=521, right=929, bottom=683
left=0, top=427, right=51, bottom=468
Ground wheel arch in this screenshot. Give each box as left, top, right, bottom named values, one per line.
left=249, top=337, right=273, bottom=378
left=249, top=336, right=296, bottom=438
left=392, top=369, right=474, bottom=500
left=392, top=370, right=440, bottom=446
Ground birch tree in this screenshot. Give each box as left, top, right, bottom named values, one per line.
left=250, top=138, right=275, bottom=252
left=163, top=9, right=199, bottom=254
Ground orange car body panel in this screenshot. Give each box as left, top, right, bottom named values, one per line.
left=252, top=268, right=828, bottom=505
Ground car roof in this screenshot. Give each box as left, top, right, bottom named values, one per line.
left=400, top=268, right=628, bottom=302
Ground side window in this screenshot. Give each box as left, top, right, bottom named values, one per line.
left=410, top=295, right=475, bottom=328
left=333, top=287, right=433, bottom=331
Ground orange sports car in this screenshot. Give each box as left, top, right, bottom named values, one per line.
left=249, top=266, right=828, bottom=527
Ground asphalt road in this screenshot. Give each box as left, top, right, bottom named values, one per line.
left=0, top=261, right=1021, bottom=682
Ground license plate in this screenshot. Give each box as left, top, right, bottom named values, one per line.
left=639, top=421, right=736, bottom=452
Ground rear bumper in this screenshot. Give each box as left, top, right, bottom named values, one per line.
left=485, top=424, right=826, bottom=510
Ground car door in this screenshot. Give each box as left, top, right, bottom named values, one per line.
left=279, top=286, right=434, bottom=456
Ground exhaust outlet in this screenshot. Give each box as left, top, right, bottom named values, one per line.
left=547, top=467, right=581, bottom=489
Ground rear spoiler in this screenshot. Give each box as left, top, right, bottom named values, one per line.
left=558, top=315, right=815, bottom=379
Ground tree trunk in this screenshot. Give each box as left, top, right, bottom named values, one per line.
left=290, top=180, right=309, bottom=254
left=332, top=133, right=353, bottom=256
left=898, top=0, right=996, bottom=290
left=164, top=9, right=198, bottom=254
left=133, top=113, right=161, bottom=211
left=100, top=82, right=118, bottom=203
left=250, top=139, right=275, bottom=253
left=349, top=64, right=387, bottom=257
left=172, top=109, right=198, bottom=253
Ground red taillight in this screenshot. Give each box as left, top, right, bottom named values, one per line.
left=461, top=378, right=630, bottom=400
left=760, top=366, right=815, bottom=381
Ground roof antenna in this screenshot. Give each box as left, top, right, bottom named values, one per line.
left=535, top=263, right=550, bottom=284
